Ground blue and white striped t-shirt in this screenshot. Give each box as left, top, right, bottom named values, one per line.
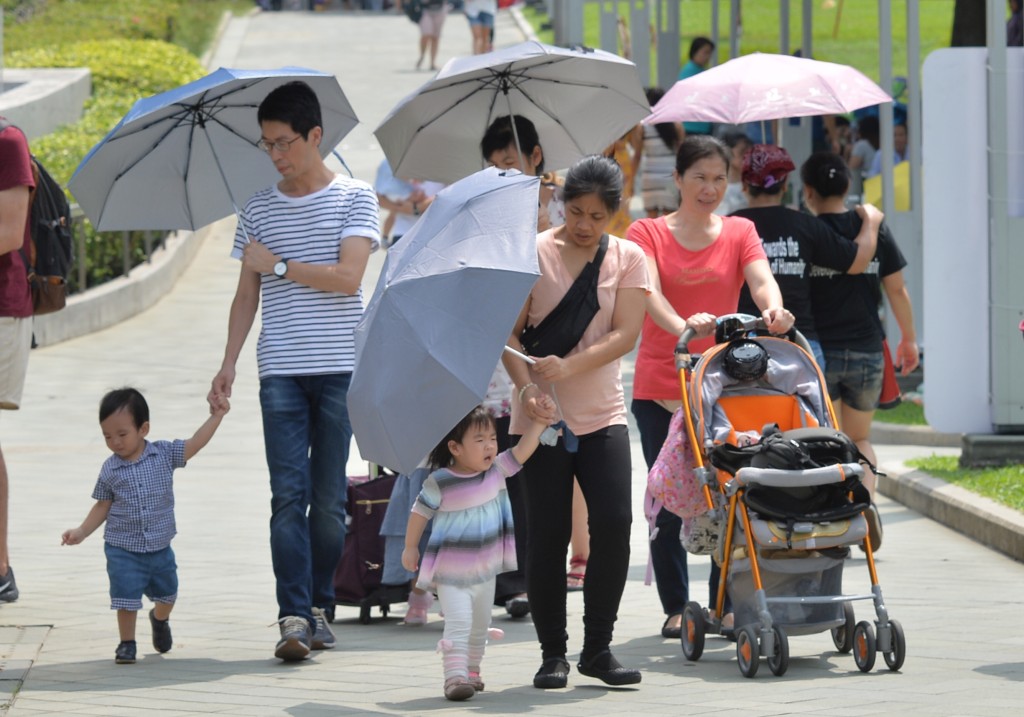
left=232, top=176, right=381, bottom=378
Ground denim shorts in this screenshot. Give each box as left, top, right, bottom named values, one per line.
left=466, top=10, right=495, bottom=27
left=105, top=543, right=178, bottom=611
left=823, top=348, right=884, bottom=412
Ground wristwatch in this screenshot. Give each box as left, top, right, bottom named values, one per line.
left=273, top=259, right=288, bottom=278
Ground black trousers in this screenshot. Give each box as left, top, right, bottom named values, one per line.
left=518, top=424, right=632, bottom=660
left=494, top=416, right=527, bottom=604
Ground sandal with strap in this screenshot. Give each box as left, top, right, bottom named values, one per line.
left=443, top=676, right=475, bottom=701
left=567, top=555, right=587, bottom=592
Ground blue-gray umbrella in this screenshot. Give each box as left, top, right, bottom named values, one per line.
left=68, top=66, right=358, bottom=231
left=349, top=167, right=540, bottom=475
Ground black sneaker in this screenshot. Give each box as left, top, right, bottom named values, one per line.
left=115, top=640, right=137, bottom=664
left=533, top=657, right=570, bottom=689
left=505, top=595, right=530, bottom=619
left=577, top=650, right=641, bottom=686
left=0, top=567, right=19, bottom=603
left=149, top=608, right=172, bottom=653
left=274, top=616, right=312, bottom=661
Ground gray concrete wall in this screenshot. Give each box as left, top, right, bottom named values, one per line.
left=0, top=68, right=91, bottom=140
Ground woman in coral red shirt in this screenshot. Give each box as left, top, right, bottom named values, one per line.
left=626, top=135, right=793, bottom=639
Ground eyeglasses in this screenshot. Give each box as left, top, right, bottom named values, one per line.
left=257, top=135, right=303, bottom=153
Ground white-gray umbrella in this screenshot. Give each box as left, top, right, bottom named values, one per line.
left=374, top=41, right=651, bottom=184
left=68, top=66, right=358, bottom=231
left=349, top=167, right=540, bottom=475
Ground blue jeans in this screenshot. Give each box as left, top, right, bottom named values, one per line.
left=260, top=373, right=352, bottom=626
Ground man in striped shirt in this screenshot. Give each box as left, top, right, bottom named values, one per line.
left=208, top=81, right=380, bottom=662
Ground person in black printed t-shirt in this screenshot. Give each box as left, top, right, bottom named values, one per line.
left=208, top=81, right=380, bottom=662
left=801, top=153, right=918, bottom=541
left=733, top=144, right=882, bottom=368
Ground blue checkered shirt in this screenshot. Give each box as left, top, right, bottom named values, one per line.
left=92, top=439, right=186, bottom=553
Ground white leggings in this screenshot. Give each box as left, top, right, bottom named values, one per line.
left=435, top=577, right=495, bottom=680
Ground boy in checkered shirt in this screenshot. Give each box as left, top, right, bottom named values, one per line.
left=61, top=387, right=229, bottom=664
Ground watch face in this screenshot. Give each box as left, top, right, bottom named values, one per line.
left=274, top=261, right=287, bottom=277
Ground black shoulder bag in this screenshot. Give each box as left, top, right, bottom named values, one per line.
left=519, top=234, right=609, bottom=358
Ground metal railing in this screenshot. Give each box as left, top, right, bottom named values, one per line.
left=69, top=203, right=171, bottom=295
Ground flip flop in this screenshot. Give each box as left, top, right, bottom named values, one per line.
left=567, top=555, right=587, bottom=592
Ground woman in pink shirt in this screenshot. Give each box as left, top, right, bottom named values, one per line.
left=626, top=135, right=793, bottom=639
left=504, top=156, right=650, bottom=690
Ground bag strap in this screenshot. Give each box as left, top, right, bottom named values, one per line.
left=520, top=233, right=609, bottom=352
left=578, top=233, right=609, bottom=284
left=541, top=232, right=608, bottom=316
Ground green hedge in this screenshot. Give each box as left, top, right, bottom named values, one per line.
left=6, top=40, right=206, bottom=290
left=3, top=0, right=249, bottom=290
left=3, top=0, right=244, bottom=58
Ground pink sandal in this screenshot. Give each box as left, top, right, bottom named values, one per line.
left=567, top=555, right=587, bottom=592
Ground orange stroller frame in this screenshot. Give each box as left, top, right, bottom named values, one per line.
left=674, top=314, right=906, bottom=678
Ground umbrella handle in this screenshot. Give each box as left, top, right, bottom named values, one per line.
left=503, top=345, right=572, bottom=430
left=502, top=92, right=528, bottom=177
left=504, top=345, right=535, bottom=365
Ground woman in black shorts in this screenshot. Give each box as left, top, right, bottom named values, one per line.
left=800, top=152, right=919, bottom=546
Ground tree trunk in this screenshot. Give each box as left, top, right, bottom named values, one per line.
left=951, top=0, right=987, bottom=46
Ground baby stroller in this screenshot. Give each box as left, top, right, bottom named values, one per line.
left=674, top=314, right=905, bottom=678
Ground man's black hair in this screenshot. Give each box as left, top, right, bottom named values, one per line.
left=257, top=81, right=322, bottom=139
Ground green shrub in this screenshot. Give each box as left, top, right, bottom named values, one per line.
left=3, top=0, right=250, bottom=291
left=7, top=40, right=206, bottom=291
left=3, top=0, right=250, bottom=57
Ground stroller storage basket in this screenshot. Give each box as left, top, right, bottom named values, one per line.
left=728, top=554, right=845, bottom=635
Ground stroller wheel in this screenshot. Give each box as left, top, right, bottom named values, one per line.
left=852, top=621, right=877, bottom=673
left=832, top=602, right=855, bottom=654
left=766, top=625, right=789, bottom=677
left=736, top=626, right=760, bottom=678
left=882, top=619, right=906, bottom=671
left=681, top=602, right=706, bottom=661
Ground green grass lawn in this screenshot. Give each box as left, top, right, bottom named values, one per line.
left=875, top=400, right=927, bottom=425
left=908, top=455, right=1024, bottom=513
left=522, top=0, right=956, bottom=87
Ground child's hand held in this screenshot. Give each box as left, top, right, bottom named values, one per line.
left=214, top=395, right=231, bottom=415
left=533, top=394, right=556, bottom=420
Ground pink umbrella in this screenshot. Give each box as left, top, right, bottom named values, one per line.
left=646, top=52, right=891, bottom=125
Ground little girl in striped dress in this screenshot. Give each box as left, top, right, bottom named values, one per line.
left=402, top=401, right=552, bottom=701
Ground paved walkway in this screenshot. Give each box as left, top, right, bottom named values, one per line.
left=2, top=8, right=1023, bottom=716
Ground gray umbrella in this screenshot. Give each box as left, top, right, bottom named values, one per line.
left=68, top=66, right=358, bottom=231
left=374, top=41, right=651, bottom=184
left=349, top=167, right=540, bottom=474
